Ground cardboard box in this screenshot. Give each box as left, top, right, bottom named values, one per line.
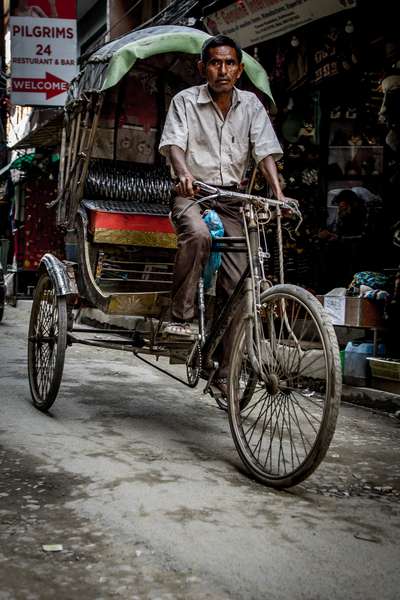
left=317, top=295, right=384, bottom=327
left=367, top=357, right=400, bottom=381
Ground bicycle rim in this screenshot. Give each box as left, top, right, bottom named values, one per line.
left=228, top=284, right=341, bottom=488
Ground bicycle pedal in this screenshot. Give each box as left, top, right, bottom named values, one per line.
left=204, top=383, right=223, bottom=400
left=204, top=384, right=218, bottom=399
left=160, top=333, right=195, bottom=343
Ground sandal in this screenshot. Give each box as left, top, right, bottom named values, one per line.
left=163, top=322, right=194, bottom=338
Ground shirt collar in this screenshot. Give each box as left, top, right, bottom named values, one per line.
left=197, top=84, right=241, bottom=107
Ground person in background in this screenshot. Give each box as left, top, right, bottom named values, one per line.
left=318, top=188, right=366, bottom=288
left=334, top=188, right=366, bottom=237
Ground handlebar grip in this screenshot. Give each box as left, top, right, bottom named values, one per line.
left=192, top=181, right=218, bottom=195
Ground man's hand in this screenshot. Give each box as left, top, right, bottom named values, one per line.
left=318, top=229, right=337, bottom=241
left=175, top=173, right=196, bottom=197
left=283, top=196, right=299, bottom=211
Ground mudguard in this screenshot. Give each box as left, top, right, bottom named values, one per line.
left=39, top=254, right=78, bottom=297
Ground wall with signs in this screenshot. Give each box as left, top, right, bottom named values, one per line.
left=204, top=0, right=356, bottom=49
left=10, top=0, right=78, bottom=106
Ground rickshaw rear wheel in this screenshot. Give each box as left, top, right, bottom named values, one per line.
left=28, top=273, right=67, bottom=412
left=228, top=284, right=341, bottom=488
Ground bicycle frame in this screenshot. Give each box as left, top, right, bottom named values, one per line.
left=190, top=183, right=302, bottom=381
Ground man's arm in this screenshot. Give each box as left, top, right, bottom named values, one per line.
left=159, top=94, right=194, bottom=196
left=249, top=98, right=284, bottom=200
left=169, top=145, right=196, bottom=197
left=258, top=155, right=284, bottom=200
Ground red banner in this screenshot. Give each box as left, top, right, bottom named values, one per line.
left=11, top=1, right=76, bottom=20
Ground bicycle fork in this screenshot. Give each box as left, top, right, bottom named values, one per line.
left=243, top=205, right=265, bottom=380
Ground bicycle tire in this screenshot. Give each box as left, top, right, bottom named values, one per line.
left=28, top=273, right=67, bottom=412
left=228, top=284, right=341, bottom=488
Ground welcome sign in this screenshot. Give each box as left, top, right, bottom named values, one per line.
left=10, top=0, right=78, bottom=106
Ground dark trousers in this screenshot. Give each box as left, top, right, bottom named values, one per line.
left=171, top=194, right=248, bottom=376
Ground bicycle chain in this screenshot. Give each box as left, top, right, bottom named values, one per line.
left=186, top=341, right=202, bottom=388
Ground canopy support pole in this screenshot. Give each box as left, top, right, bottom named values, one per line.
left=68, top=94, right=104, bottom=229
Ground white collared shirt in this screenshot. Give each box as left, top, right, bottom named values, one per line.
left=159, top=84, right=282, bottom=186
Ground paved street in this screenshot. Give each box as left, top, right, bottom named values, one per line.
left=0, top=301, right=399, bottom=600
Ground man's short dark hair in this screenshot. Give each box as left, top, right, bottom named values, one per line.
left=201, top=35, right=243, bottom=64
left=333, top=189, right=360, bottom=206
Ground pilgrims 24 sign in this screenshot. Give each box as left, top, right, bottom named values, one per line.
left=10, top=1, right=78, bottom=106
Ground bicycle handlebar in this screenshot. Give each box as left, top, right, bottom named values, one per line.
left=175, top=181, right=302, bottom=229
left=192, top=180, right=302, bottom=219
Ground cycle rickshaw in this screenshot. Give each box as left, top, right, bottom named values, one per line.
left=27, top=26, right=341, bottom=488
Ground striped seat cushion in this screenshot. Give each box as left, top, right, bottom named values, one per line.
left=82, top=200, right=176, bottom=248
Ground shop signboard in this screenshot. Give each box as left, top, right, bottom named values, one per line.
left=10, top=1, right=77, bottom=106
left=204, top=0, right=357, bottom=48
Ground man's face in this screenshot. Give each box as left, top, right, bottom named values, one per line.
left=338, top=200, right=351, bottom=215
left=199, top=45, right=244, bottom=94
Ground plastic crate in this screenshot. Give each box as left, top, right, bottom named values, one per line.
left=367, top=357, right=400, bottom=381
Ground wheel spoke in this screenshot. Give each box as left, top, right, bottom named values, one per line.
left=287, top=396, right=314, bottom=454
left=253, top=395, right=276, bottom=467
left=262, top=393, right=286, bottom=471
left=240, top=392, right=270, bottom=421
left=243, top=394, right=269, bottom=440
left=282, top=397, right=301, bottom=471
left=290, top=392, right=322, bottom=432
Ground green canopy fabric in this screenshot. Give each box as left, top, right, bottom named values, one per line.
left=102, top=29, right=273, bottom=100
left=0, top=152, right=36, bottom=177
left=67, top=26, right=273, bottom=105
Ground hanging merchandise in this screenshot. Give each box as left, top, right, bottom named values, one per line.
left=5, top=154, right=64, bottom=282
left=270, top=45, right=287, bottom=87
left=312, top=18, right=360, bottom=85
left=340, top=19, right=359, bottom=72
left=20, top=177, right=63, bottom=271
left=286, top=34, right=309, bottom=90
left=313, top=26, right=341, bottom=84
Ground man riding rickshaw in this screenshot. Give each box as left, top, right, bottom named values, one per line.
left=160, top=34, right=285, bottom=397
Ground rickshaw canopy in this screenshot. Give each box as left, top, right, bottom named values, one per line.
left=66, top=25, right=273, bottom=107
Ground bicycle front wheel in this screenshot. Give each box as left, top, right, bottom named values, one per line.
left=228, top=284, right=341, bottom=488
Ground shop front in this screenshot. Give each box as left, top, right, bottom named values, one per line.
left=202, top=0, right=400, bottom=391
left=0, top=144, right=64, bottom=297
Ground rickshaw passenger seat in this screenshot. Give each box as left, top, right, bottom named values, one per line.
left=82, top=159, right=176, bottom=249
left=84, top=159, right=173, bottom=205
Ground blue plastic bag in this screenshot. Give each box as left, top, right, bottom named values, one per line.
left=202, top=209, right=224, bottom=290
